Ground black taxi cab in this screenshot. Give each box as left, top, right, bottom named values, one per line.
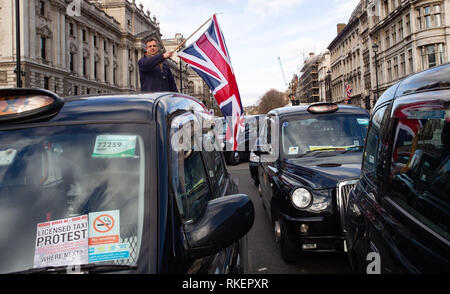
left=0, top=88, right=254, bottom=274
left=254, top=103, right=369, bottom=262
left=345, top=63, right=450, bottom=273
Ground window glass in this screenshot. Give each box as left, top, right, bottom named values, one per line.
left=362, top=105, right=388, bottom=182
left=281, top=113, right=369, bottom=157
left=170, top=114, right=213, bottom=223
left=0, top=124, right=147, bottom=273
left=389, top=114, right=449, bottom=241
left=203, top=151, right=227, bottom=197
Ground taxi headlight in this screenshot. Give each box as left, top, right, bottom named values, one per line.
left=291, top=188, right=312, bottom=209
left=250, top=152, right=259, bottom=162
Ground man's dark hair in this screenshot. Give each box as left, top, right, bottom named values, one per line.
left=145, top=38, right=158, bottom=45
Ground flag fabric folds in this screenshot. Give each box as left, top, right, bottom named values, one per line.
left=178, top=14, right=244, bottom=150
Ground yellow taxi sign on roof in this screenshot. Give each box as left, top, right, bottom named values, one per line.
left=0, top=88, right=64, bottom=123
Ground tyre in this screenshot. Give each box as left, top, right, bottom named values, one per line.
left=235, top=236, right=250, bottom=274
left=279, top=221, right=300, bottom=263
left=228, top=151, right=240, bottom=165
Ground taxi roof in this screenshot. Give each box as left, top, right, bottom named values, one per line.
left=268, top=104, right=369, bottom=118
left=51, top=92, right=162, bottom=123
left=374, top=62, right=450, bottom=110
left=0, top=91, right=207, bottom=126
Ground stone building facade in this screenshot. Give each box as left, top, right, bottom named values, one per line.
left=368, top=0, right=450, bottom=104
left=328, top=1, right=368, bottom=108
left=296, top=52, right=332, bottom=104
left=0, top=0, right=178, bottom=96
left=325, top=0, right=450, bottom=110
left=296, top=52, right=320, bottom=103
left=317, top=51, right=331, bottom=102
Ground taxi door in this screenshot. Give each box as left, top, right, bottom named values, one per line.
left=168, top=111, right=241, bottom=274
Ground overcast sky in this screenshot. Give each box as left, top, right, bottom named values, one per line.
left=142, top=0, right=360, bottom=107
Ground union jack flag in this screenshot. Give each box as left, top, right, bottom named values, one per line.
left=345, top=84, right=352, bottom=104
left=178, top=14, right=244, bottom=150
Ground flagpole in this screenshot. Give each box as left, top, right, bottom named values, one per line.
left=171, top=15, right=214, bottom=53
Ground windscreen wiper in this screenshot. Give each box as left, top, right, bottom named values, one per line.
left=11, top=264, right=138, bottom=274
left=298, top=148, right=340, bottom=157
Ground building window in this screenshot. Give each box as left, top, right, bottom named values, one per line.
left=405, top=14, right=411, bottom=35
left=393, top=57, right=399, bottom=80
left=83, top=57, right=87, bottom=77
left=408, top=49, right=413, bottom=74
left=44, top=77, right=49, bottom=90
left=391, top=25, right=397, bottom=44
left=82, top=30, right=86, bottom=42
left=387, top=60, right=392, bottom=81
left=385, top=29, right=390, bottom=47
left=398, top=20, right=403, bottom=40
left=69, top=23, right=74, bottom=36
left=94, top=36, right=97, bottom=48
left=417, top=8, right=423, bottom=30
left=400, top=53, right=406, bottom=77
left=69, top=53, right=74, bottom=73
left=74, top=85, right=78, bottom=95
left=39, top=1, right=45, bottom=16
left=40, top=37, right=46, bottom=59
left=94, top=61, right=98, bottom=80
left=434, top=5, right=442, bottom=27
left=421, top=43, right=445, bottom=69
left=424, top=6, right=432, bottom=28
left=104, top=64, right=108, bottom=82
left=417, top=5, right=442, bottom=30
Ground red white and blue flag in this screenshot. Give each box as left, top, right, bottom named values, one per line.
left=178, top=14, right=244, bottom=150
left=345, top=84, right=352, bottom=104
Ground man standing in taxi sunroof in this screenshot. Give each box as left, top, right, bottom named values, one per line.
left=138, top=38, right=179, bottom=92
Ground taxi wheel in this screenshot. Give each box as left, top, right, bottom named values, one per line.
left=228, top=151, right=240, bottom=165
left=236, top=236, right=250, bottom=274
left=279, top=222, right=300, bottom=263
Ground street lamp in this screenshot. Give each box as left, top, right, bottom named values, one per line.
left=372, top=43, right=380, bottom=103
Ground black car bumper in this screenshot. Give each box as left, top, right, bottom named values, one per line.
left=279, top=212, right=346, bottom=253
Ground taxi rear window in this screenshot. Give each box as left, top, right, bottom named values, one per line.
left=0, top=124, right=147, bottom=274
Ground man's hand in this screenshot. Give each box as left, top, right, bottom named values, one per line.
left=163, top=51, right=173, bottom=59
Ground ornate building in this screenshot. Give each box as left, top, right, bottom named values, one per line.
left=0, top=0, right=177, bottom=96
left=328, top=1, right=368, bottom=108
left=368, top=0, right=450, bottom=105
left=326, top=0, right=450, bottom=110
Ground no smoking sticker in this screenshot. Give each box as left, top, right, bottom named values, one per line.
left=93, top=214, right=115, bottom=233
left=88, top=210, right=120, bottom=246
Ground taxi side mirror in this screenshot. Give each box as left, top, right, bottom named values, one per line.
left=181, top=194, right=254, bottom=260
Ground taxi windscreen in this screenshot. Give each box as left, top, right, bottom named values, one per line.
left=281, top=113, right=369, bottom=157
left=0, top=124, right=147, bottom=274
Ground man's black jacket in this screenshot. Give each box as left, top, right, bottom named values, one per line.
left=138, top=53, right=179, bottom=92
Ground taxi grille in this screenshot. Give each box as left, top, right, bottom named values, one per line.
left=336, top=179, right=358, bottom=233
left=114, top=225, right=139, bottom=266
